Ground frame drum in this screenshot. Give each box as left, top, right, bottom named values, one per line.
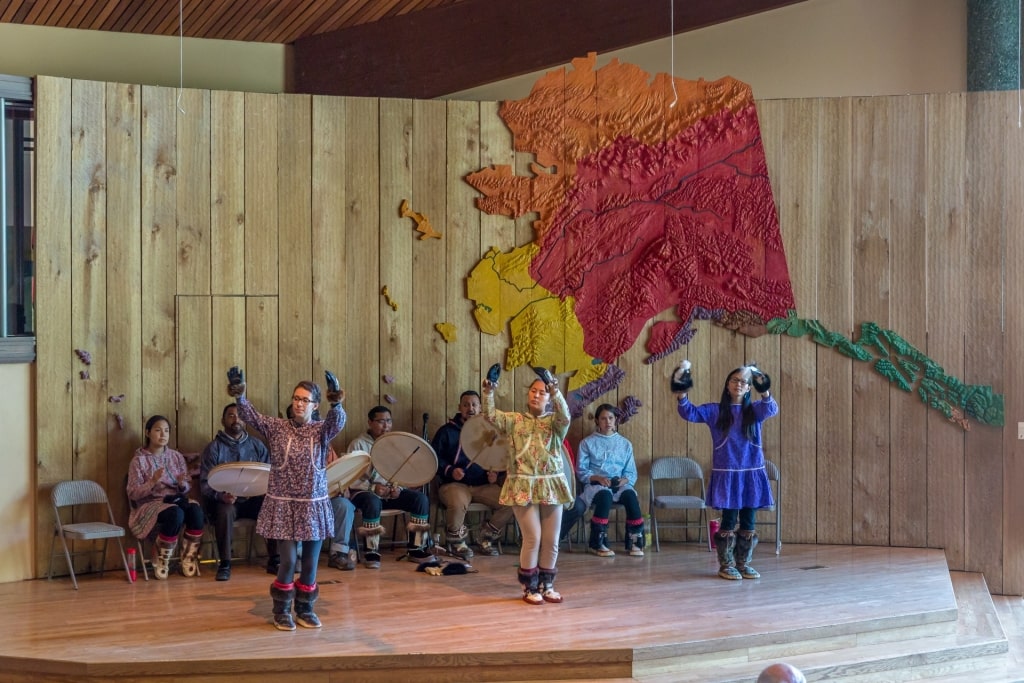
left=207, top=462, right=270, bottom=498
left=458, top=415, right=510, bottom=472
left=370, top=432, right=438, bottom=487
left=326, top=451, right=372, bottom=497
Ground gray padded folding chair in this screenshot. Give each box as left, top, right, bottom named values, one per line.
left=649, top=456, right=707, bottom=552
left=48, top=480, right=131, bottom=589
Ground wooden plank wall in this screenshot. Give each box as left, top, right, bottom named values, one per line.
left=33, top=77, right=1024, bottom=596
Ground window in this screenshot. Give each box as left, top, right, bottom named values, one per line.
left=0, top=75, right=33, bottom=362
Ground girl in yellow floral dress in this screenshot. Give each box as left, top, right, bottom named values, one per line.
left=482, top=373, right=572, bottom=604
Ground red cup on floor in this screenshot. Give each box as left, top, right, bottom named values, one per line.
left=708, top=519, right=720, bottom=551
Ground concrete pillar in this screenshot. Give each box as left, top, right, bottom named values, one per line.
left=967, top=0, right=1021, bottom=91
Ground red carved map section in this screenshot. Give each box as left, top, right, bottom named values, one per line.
left=466, top=54, right=795, bottom=363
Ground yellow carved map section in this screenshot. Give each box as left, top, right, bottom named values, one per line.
left=467, top=243, right=606, bottom=390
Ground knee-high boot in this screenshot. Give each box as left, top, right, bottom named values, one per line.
left=152, top=534, right=178, bottom=581
left=517, top=567, right=542, bottom=605
left=294, top=583, right=321, bottom=628
left=588, top=521, right=615, bottom=557
left=270, top=583, right=296, bottom=631
left=735, top=530, right=760, bottom=579
left=406, top=517, right=433, bottom=560
left=714, top=530, right=742, bottom=580
left=625, top=521, right=645, bottom=557
left=538, top=567, right=562, bottom=603
left=179, top=530, right=203, bottom=577
left=359, top=522, right=384, bottom=569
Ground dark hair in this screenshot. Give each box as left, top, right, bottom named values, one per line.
left=368, top=405, right=391, bottom=420
left=144, top=415, right=171, bottom=447
left=294, top=381, right=321, bottom=404
left=460, top=390, right=481, bottom=401
left=221, top=403, right=238, bottom=419
left=594, top=403, right=617, bottom=421
left=715, top=369, right=757, bottom=442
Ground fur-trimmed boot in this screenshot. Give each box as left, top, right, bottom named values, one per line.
left=179, top=530, right=203, bottom=577
left=625, top=521, right=646, bottom=557
left=588, top=521, right=615, bottom=557
left=152, top=534, right=178, bottom=580
left=715, top=530, right=742, bottom=580
left=538, top=567, right=562, bottom=603
left=270, top=582, right=296, bottom=631
left=406, top=516, right=433, bottom=560
left=477, top=521, right=502, bottom=556
left=359, top=521, right=384, bottom=569
left=445, top=524, right=474, bottom=560
left=735, top=530, right=760, bottom=579
left=517, top=567, right=542, bottom=605
left=294, top=582, right=321, bottom=629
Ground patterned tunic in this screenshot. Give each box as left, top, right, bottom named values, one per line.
left=126, top=447, right=192, bottom=539
left=237, top=396, right=345, bottom=541
left=576, top=431, right=639, bottom=508
left=483, top=389, right=572, bottom=507
left=677, top=395, right=778, bottom=510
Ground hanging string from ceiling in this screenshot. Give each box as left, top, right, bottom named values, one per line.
left=669, top=0, right=678, bottom=108
left=176, top=0, right=186, bottom=114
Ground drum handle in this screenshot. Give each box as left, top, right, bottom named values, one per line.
left=421, top=413, right=429, bottom=440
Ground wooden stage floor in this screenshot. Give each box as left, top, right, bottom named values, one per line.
left=1, top=543, right=975, bottom=682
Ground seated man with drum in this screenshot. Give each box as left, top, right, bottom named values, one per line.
left=200, top=403, right=277, bottom=581
left=347, top=406, right=433, bottom=568
left=432, top=390, right=513, bottom=559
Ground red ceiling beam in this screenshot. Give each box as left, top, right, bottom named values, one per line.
left=290, top=0, right=809, bottom=98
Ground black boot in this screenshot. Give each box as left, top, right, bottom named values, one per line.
left=588, top=521, right=615, bottom=557
left=294, top=584, right=321, bottom=628
left=265, top=539, right=280, bottom=575
left=715, top=531, right=741, bottom=580
left=625, top=522, right=645, bottom=557
left=517, top=567, right=542, bottom=605
left=735, top=530, right=760, bottom=579
left=406, top=518, right=433, bottom=560
left=270, top=583, right=296, bottom=631
left=538, top=567, right=562, bottom=603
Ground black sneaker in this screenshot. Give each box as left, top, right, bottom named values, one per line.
left=407, top=547, right=433, bottom=561
left=215, top=564, right=231, bottom=581
left=364, top=551, right=381, bottom=569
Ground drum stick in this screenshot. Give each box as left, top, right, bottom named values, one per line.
left=383, top=445, right=421, bottom=485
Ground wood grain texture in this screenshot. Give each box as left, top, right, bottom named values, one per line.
left=849, top=96, right=886, bottom=546
left=210, top=90, right=245, bottom=295
left=887, top=95, right=929, bottom=550
left=244, top=92, right=279, bottom=296
left=277, top=93, right=314, bottom=395
left=311, top=95, right=351, bottom=445
left=924, top=93, right=967, bottom=570
left=175, top=88, right=211, bottom=297
left=445, top=99, right=482, bottom=413
left=378, top=97, right=415, bottom=427
left=963, top=91, right=1007, bottom=592
left=342, top=96, right=381, bottom=436
left=17, top=544, right=980, bottom=683
left=34, top=76, right=74, bottom=575
left=103, top=81, right=143, bottom=528
left=410, top=99, right=447, bottom=434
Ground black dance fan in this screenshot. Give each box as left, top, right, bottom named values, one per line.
left=533, top=366, right=555, bottom=385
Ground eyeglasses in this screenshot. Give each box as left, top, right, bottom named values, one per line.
left=372, top=418, right=393, bottom=425
left=291, top=396, right=315, bottom=404
left=729, top=378, right=750, bottom=387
